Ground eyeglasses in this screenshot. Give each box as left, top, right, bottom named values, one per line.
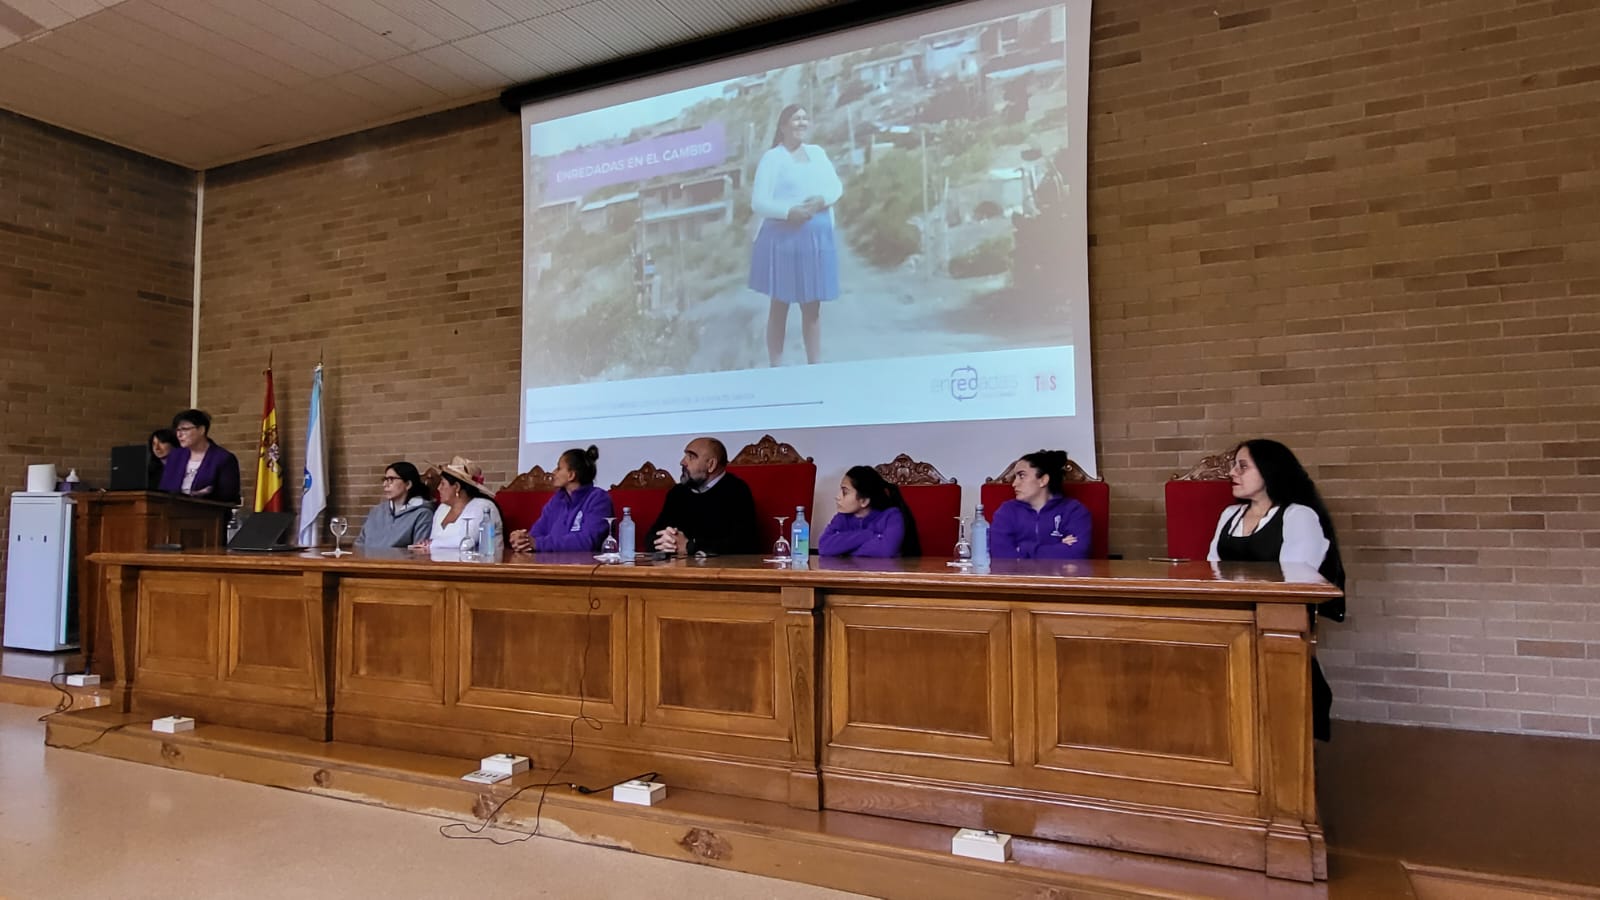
left=381, top=476, right=401, bottom=483
left=174, top=425, right=198, bottom=434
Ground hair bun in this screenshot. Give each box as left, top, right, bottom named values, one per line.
left=585, top=445, right=600, bottom=462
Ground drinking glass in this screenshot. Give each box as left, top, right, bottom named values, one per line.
left=322, top=516, right=351, bottom=557
left=458, top=516, right=478, bottom=561
left=950, top=516, right=972, bottom=567
left=772, top=516, right=791, bottom=561
left=598, top=516, right=620, bottom=562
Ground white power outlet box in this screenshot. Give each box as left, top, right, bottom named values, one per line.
left=460, top=770, right=511, bottom=785
left=480, top=753, right=530, bottom=776
left=951, top=828, right=1013, bottom=862
left=612, top=779, right=666, bottom=806
left=66, top=674, right=101, bottom=687
left=151, top=716, right=195, bottom=734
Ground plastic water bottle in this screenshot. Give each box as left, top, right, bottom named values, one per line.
left=618, top=508, right=636, bottom=560
left=791, top=506, right=809, bottom=559
left=479, top=516, right=497, bottom=559
left=971, top=504, right=990, bottom=567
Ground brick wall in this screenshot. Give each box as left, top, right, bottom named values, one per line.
left=0, top=110, right=195, bottom=623
left=192, top=0, right=1599, bottom=736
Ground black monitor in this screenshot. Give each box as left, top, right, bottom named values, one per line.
left=109, top=444, right=156, bottom=491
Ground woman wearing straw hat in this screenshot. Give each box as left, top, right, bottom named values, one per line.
left=413, top=456, right=503, bottom=553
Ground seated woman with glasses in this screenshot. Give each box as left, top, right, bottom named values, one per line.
left=988, top=449, right=1091, bottom=560
left=355, top=461, right=434, bottom=550
left=157, top=409, right=241, bottom=505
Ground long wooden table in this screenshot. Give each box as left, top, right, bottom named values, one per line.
left=90, top=548, right=1339, bottom=881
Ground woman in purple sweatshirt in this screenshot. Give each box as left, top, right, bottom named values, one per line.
left=508, top=445, right=613, bottom=553
left=818, top=466, right=921, bottom=558
left=989, top=450, right=1092, bottom=560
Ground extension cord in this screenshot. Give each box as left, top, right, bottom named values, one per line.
left=151, top=715, right=195, bottom=734
left=66, top=674, right=101, bottom=687
left=480, top=753, right=530, bottom=776
left=612, top=779, right=666, bottom=806
left=951, top=828, right=1012, bottom=862
left=460, top=770, right=511, bottom=785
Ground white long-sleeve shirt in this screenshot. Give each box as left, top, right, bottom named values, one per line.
left=1206, top=503, right=1330, bottom=569
left=750, top=143, right=843, bottom=222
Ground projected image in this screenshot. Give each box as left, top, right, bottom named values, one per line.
left=525, top=4, right=1075, bottom=386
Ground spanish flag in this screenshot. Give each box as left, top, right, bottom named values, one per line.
left=255, top=364, right=283, bottom=512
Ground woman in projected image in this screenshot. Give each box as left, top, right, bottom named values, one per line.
left=749, top=103, right=843, bottom=366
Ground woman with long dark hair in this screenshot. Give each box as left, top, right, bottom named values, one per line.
left=817, top=466, right=920, bottom=557
left=355, top=461, right=434, bottom=549
left=1207, top=438, right=1346, bottom=739
left=748, top=103, right=843, bottom=366
left=988, top=450, right=1092, bottom=560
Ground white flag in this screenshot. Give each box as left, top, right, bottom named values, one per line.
left=297, top=364, right=327, bottom=546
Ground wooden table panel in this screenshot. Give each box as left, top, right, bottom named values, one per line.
left=456, top=582, right=627, bottom=723
left=137, top=572, right=221, bottom=678
left=643, top=592, right=790, bottom=740
left=339, top=580, right=447, bottom=703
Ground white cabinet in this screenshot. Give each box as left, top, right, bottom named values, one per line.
left=3, top=492, right=77, bottom=652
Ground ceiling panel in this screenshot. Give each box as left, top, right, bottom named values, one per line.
left=0, top=0, right=852, bottom=168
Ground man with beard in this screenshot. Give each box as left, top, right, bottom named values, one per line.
left=649, top=436, right=759, bottom=556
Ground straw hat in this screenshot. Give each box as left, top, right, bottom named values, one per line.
left=436, top=456, right=496, bottom=499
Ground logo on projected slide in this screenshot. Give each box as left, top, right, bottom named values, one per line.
left=949, top=366, right=979, bottom=400
left=934, top=366, right=1018, bottom=401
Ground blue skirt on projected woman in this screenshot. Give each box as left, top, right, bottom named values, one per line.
left=748, top=213, right=840, bottom=304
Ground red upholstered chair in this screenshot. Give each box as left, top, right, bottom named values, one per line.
left=726, top=435, right=817, bottom=552
left=982, top=456, right=1111, bottom=559
left=495, top=465, right=558, bottom=535
left=608, top=462, right=677, bottom=554
left=1164, top=449, right=1239, bottom=560
left=873, top=454, right=959, bottom=558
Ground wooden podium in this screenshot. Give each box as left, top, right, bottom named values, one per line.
left=72, top=491, right=232, bottom=678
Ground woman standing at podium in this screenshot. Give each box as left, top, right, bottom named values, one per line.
left=157, top=409, right=240, bottom=505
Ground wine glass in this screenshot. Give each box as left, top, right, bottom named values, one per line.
left=950, top=516, right=972, bottom=567
left=323, top=516, right=350, bottom=557
left=598, top=516, right=619, bottom=562
left=458, top=515, right=478, bottom=561
left=771, top=515, right=791, bottom=562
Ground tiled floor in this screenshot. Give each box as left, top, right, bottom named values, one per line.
left=0, top=703, right=861, bottom=900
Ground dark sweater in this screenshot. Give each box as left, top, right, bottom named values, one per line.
left=648, top=472, right=760, bottom=556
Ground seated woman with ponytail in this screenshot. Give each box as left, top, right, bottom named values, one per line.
left=817, top=466, right=921, bottom=558
left=989, top=449, right=1092, bottom=560
left=508, top=445, right=613, bottom=553
left=1207, top=438, right=1346, bottom=740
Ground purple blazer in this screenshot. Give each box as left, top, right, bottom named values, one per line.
left=158, top=443, right=241, bottom=505
left=528, top=484, right=614, bottom=552
left=817, top=507, right=906, bottom=558
left=989, top=495, right=1091, bottom=560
